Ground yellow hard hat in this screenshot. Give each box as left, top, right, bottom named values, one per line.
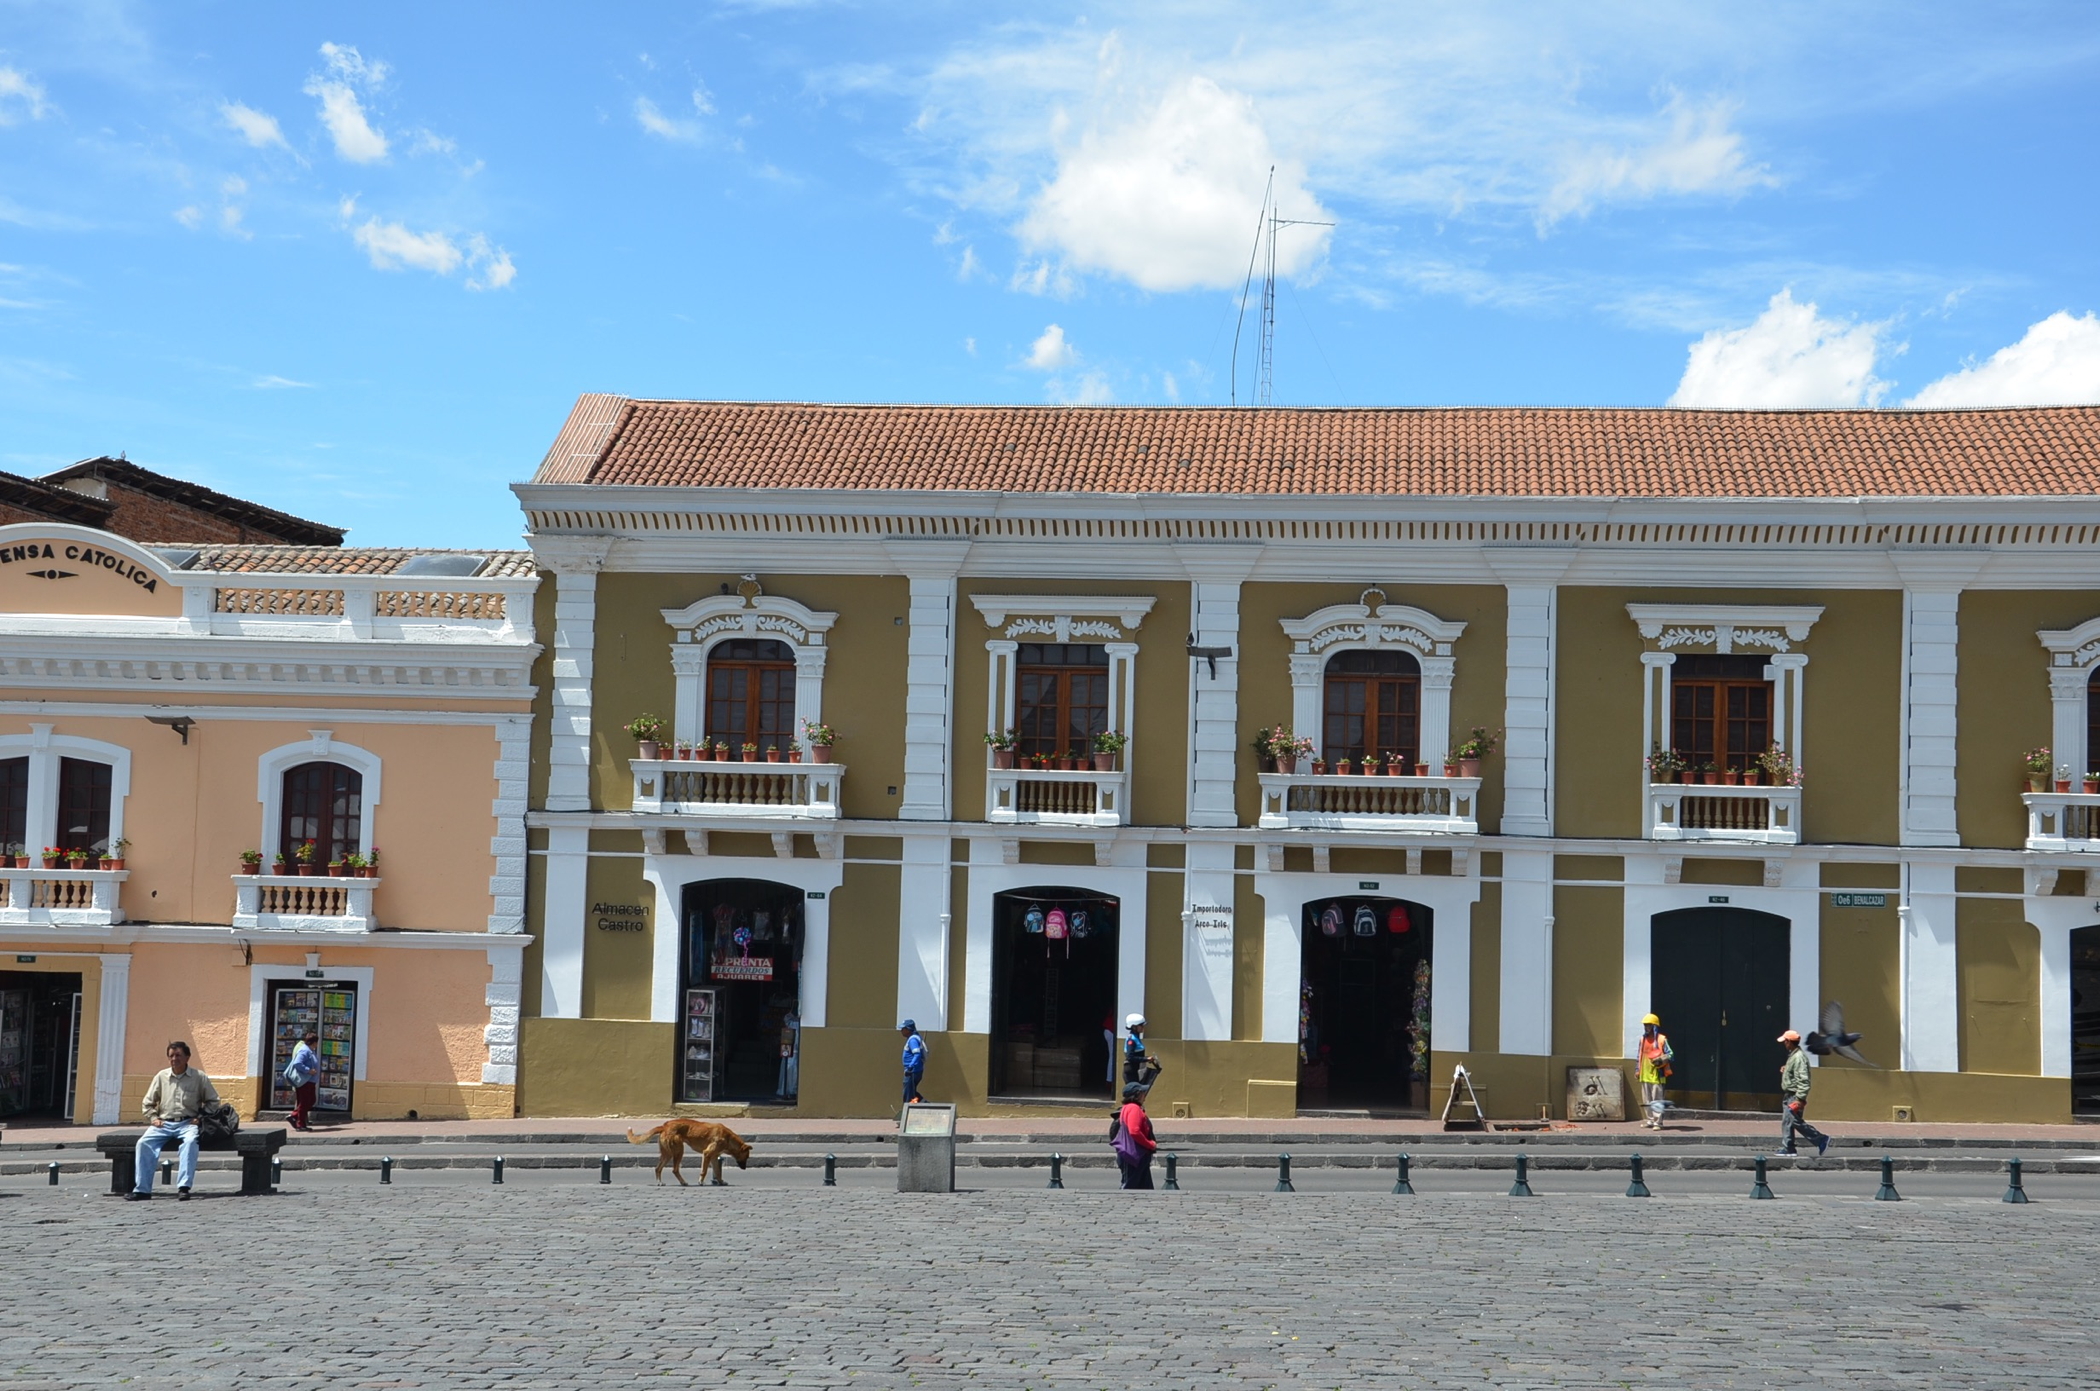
left=1641, top=1013, right=1661, bottom=1026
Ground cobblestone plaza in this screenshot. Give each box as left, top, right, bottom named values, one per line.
left=4, top=1165, right=2096, bottom=1389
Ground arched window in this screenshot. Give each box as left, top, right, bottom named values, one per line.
left=706, top=638, right=797, bottom=754
left=281, top=762, right=363, bottom=865
left=2087, top=668, right=2100, bottom=779
left=0, top=756, right=26, bottom=858
left=1670, top=654, right=1772, bottom=773
left=1015, top=643, right=1110, bottom=760
left=1322, top=650, right=1421, bottom=767
left=57, top=758, right=113, bottom=854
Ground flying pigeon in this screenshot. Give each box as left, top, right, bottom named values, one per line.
left=1804, top=1001, right=1875, bottom=1066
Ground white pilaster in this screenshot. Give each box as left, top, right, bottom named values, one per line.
left=93, top=953, right=131, bottom=1124
left=482, top=946, right=523, bottom=1085
left=1260, top=890, right=1300, bottom=1044
left=1179, top=545, right=1262, bottom=829
left=963, top=839, right=1001, bottom=1033
left=1182, top=840, right=1238, bottom=1041
left=1430, top=890, right=1471, bottom=1055
left=1499, top=849, right=1554, bottom=1055
left=1486, top=549, right=1573, bottom=837
left=895, top=832, right=952, bottom=1030
left=1901, top=590, right=1963, bottom=847
left=539, top=825, right=590, bottom=1019
left=536, top=538, right=614, bottom=814
left=1899, top=861, right=1960, bottom=1072
left=885, top=541, right=971, bottom=822
left=489, top=715, right=531, bottom=932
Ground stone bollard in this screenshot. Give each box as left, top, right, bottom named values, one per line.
left=270, top=1156, right=282, bottom=1188
left=47, top=1162, right=58, bottom=1187
left=1507, top=1152, right=1534, bottom=1197
left=1874, top=1155, right=1901, bottom=1202
left=2003, top=1156, right=2031, bottom=1204
left=1750, top=1155, right=1776, bottom=1200
left=823, top=1153, right=837, bottom=1187
left=600, top=1156, right=612, bottom=1185
left=1047, top=1152, right=1065, bottom=1190
left=1164, top=1153, right=1180, bottom=1191
left=160, top=1160, right=172, bottom=1186
left=1275, top=1153, right=1295, bottom=1193
left=493, top=1156, right=505, bottom=1185
left=1626, top=1153, right=1651, bottom=1199
left=380, top=1156, right=393, bottom=1185
left=1392, top=1153, right=1415, bottom=1196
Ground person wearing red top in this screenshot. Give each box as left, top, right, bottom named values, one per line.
left=1112, top=1082, right=1157, bottom=1189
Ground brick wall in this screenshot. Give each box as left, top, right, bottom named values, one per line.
left=95, top=481, right=293, bottom=544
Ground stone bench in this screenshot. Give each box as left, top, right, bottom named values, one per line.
left=95, top=1127, right=287, bottom=1196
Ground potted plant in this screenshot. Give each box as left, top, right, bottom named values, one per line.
left=241, top=850, right=263, bottom=875
left=65, top=847, right=90, bottom=869
left=342, top=852, right=367, bottom=877
left=1453, top=727, right=1500, bottom=779
left=625, top=714, right=667, bottom=761
left=293, top=840, right=319, bottom=876
left=788, top=741, right=804, bottom=764
left=1252, top=726, right=1280, bottom=774
left=985, top=728, right=1018, bottom=769
left=327, top=857, right=347, bottom=877
left=1721, top=765, right=1740, bottom=786
left=764, top=742, right=783, bottom=763
left=41, top=846, right=63, bottom=869
left=1698, top=761, right=1721, bottom=785
left=2086, top=771, right=2100, bottom=795
left=2023, top=746, right=2052, bottom=792
left=366, top=847, right=381, bottom=878
left=2057, top=763, right=2074, bottom=794
left=1362, top=752, right=1382, bottom=775
left=1283, top=732, right=1313, bottom=775
left=1311, top=756, right=1329, bottom=775
left=1335, top=755, right=1354, bottom=775
left=801, top=720, right=837, bottom=764
left=740, top=742, right=759, bottom=764
left=1756, top=747, right=1799, bottom=787
left=101, top=837, right=129, bottom=871
left=1092, top=730, right=1127, bottom=772
left=1645, top=747, right=1686, bottom=785
left=1741, top=764, right=1761, bottom=787
left=272, top=851, right=291, bottom=875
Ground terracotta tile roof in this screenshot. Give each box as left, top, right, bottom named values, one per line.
left=532, top=398, right=2100, bottom=498
left=156, top=545, right=536, bottom=578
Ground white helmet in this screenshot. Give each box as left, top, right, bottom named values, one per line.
left=1125, top=1013, right=1146, bottom=1028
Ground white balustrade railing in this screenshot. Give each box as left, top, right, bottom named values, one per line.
left=1647, top=782, right=1801, bottom=845
left=1257, top=773, right=1480, bottom=833
left=2022, top=791, right=2100, bottom=851
left=630, top=759, right=844, bottom=820
left=986, top=766, right=1127, bottom=827
left=233, top=874, right=380, bottom=932
left=0, top=868, right=127, bottom=926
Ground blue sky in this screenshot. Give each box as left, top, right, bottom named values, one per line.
left=3, top=2, right=2099, bottom=547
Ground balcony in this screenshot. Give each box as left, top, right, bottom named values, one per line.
left=629, top=758, right=844, bottom=821
left=0, top=868, right=127, bottom=927
left=233, top=874, right=381, bottom=933
left=2022, top=791, right=2100, bottom=851
left=1257, top=773, right=1480, bottom=834
left=987, top=766, right=1127, bottom=828
left=1647, top=782, right=1800, bottom=845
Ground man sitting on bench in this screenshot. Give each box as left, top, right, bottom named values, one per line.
left=130, top=1041, right=222, bottom=1202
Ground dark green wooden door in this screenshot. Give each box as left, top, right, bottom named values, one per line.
left=1650, top=908, right=1789, bottom=1111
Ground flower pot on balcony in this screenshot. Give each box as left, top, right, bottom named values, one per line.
left=2086, top=777, right=2100, bottom=794
left=1336, top=760, right=1354, bottom=776
left=41, top=854, right=62, bottom=869
left=1414, top=763, right=1429, bottom=777
left=297, top=863, right=319, bottom=876
left=788, top=749, right=803, bottom=764
left=1388, top=760, right=1405, bottom=776
left=637, top=740, right=660, bottom=761
left=1312, top=760, right=1329, bottom=776
left=1092, top=753, right=1115, bottom=772
left=766, top=748, right=782, bottom=763
left=327, top=863, right=347, bottom=877
left=1722, top=769, right=1740, bottom=785
left=1742, top=771, right=1761, bottom=786
left=1458, top=757, right=1482, bottom=778
left=2056, top=779, right=2073, bottom=793
left=99, top=857, right=120, bottom=870
left=2028, top=775, right=2047, bottom=791
left=990, top=748, right=1015, bottom=770
left=1702, top=772, right=1720, bottom=785
left=1444, top=763, right=1460, bottom=777
left=1259, top=755, right=1277, bottom=774
left=1679, top=773, right=1695, bottom=785
left=1276, top=755, right=1296, bottom=775
left=810, top=746, right=834, bottom=764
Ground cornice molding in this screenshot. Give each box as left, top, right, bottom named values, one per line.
left=1627, top=603, right=1824, bottom=653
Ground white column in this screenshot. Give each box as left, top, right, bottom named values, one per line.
left=885, top=541, right=971, bottom=822
left=1418, top=656, right=1456, bottom=771
left=537, top=538, right=613, bottom=813
left=1499, top=849, right=1554, bottom=1055
left=1430, top=892, right=1471, bottom=1054
left=963, top=840, right=1001, bottom=1033
left=1258, top=884, right=1300, bottom=1044
left=93, top=953, right=131, bottom=1124
left=895, top=833, right=952, bottom=1030
left=2034, top=910, right=2073, bottom=1079
left=540, top=825, right=590, bottom=1019
left=800, top=890, right=832, bottom=1028
left=482, top=947, right=523, bottom=1085
left=1899, top=861, right=1960, bottom=1072
left=1789, top=902, right=1820, bottom=1051
left=646, top=858, right=680, bottom=1023
left=489, top=715, right=531, bottom=933
left=2048, top=665, right=2087, bottom=785
left=1182, top=841, right=1238, bottom=1040
left=1178, top=545, right=1260, bottom=829
left=1892, top=559, right=1983, bottom=847
left=1486, top=549, right=1573, bottom=837
left=1620, top=899, right=1649, bottom=1059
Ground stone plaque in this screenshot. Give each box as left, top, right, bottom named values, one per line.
left=1565, top=1066, right=1627, bottom=1122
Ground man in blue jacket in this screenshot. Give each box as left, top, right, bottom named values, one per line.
left=898, top=1019, right=926, bottom=1106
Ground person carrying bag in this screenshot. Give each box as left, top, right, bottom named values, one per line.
left=1110, top=1082, right=1158, bottom=1189
left=282, top=1031, right=321, bottom=1131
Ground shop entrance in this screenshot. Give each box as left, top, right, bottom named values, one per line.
left=0, top=971, right=82, bottom=1120
left=989, top=887, right=1119, bottom=1100
left=677, top=879, right=804, bottom=1104
left=1296, top=897, right=1432, bottom=1112
left=1650, top=907, right=1789, bottom=1112
left=2073, top=924, right=2100, bottom=1115
left=264, top=980, right=359, bottom=1118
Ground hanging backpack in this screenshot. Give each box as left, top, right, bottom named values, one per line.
left=1352, top=905, right=1377, bottom=937
left=1319, top=905, right=1342, bottom=937
left=1045, top=908, right=1068, bottom=941
left=1388, top=905, right=1411, bottom=935
left=1070, top=910, right=1090, bottom=939
left=1024, top=904, right=1046, bottom=935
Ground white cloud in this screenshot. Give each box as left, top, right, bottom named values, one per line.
left=173, top=205, right=202, bottom=229
left=0, top=67, right=50, bottom=125
left=250, top=375, right=314, bottom=390
left=464, top=236, right=517, bottom=291
left=963, top=337, right=977, bottom=356
left=1161, top=370, right=1179, bottom=402
left=220, top=205, right=248, bottom=238
left=1907, top=312, right=2100, bottom=408
left=1668, top=289, right=1890, bottom=408
left=1540, top=95, right=1773, bottom=229
left=306, top=43, right=390, bottom=163
left=341, top=204, right=515, bottom=290
left=221, top=175, right=247, bottom=198
left=635, top=89, right=715, bottom=143
left=1025, top=323, right=1078, bottom=371
left=1050, top=370, right=1114, bottom=405
left=955, top=245, right=982, bottom=280
left=221, top=101, right=287, bottom=150
left=1019, top=75, right=1328, bottom=293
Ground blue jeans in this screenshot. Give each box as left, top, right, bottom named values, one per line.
left=135, top=1121, right=200, bottom=1192
left=903, top=1069, right=924, bottom=1104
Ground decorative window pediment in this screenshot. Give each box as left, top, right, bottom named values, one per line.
left=1279, top=591, right=1467, bottom=769
left=967, top=594, right=1155, bottom=643
left=660, top=582, right=839, bottom=747
left=1627, top=604, right=1823, bottom=655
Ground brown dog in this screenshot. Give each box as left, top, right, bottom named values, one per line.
left=626, top=1119, right=752, bottom=1186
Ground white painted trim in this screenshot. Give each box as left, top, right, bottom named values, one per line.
left=544, top=545, right=611, bottom=813
left=1626, top=604, right=1825, bottom=651
left=1498, top=849, right=1553, bottom=1055
left=1900, top=591, right=1962, bottom=847
left=489, top=715, right=530, bottom=932
left=540, top=825, right=590, bottom=1018
left=638, top=851, right=845, bottom=1026
left=1182, top=841, right=1237, bottom=1041
left=1899, top=861, right=1960, bottom=1071
left=244, top=963, right=375, bottom=1085
left=0, top=701, right=529, bottom=726
left=0, top=725, right=133, bottom=856
left=661, top=591, right=838, bottom=749
left=1281, top=595, right=1467, bottom=770
left=92, top=952, right=129, bottom=1124
left=896, top=833, right=951, bottom=1030
left=2022, top=895, right=2081, bottom=1079
left=968, top=594, right=1156, bottom=632
left=958, top=848, right=1147, bottom=1037
left=255, top=732, right=383, bottom=861
left=2035, top=617, right=2100, bottom=780
left=1500, top=586, right=1557, bottom=837
left=1620, top=862, right=1822, bottom=1062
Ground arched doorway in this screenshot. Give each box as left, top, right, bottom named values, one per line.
left=1650, top=906, right=1789, bottom=1112
left=677, top=879, right=806, bottom=1104
left=2073, top=924, right=2100, bottom=1115
left=1297, top=895, right=1432, bottom=1112
left=989, top=886, right=1119, bottom=1099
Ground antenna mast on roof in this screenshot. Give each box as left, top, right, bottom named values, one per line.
left=1230, top=167, right=1333, bottom=408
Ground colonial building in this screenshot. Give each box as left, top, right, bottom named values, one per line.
left=514, top=396, right=2100, bottom=1124
left=0, top=525, right=537, bottom=1123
